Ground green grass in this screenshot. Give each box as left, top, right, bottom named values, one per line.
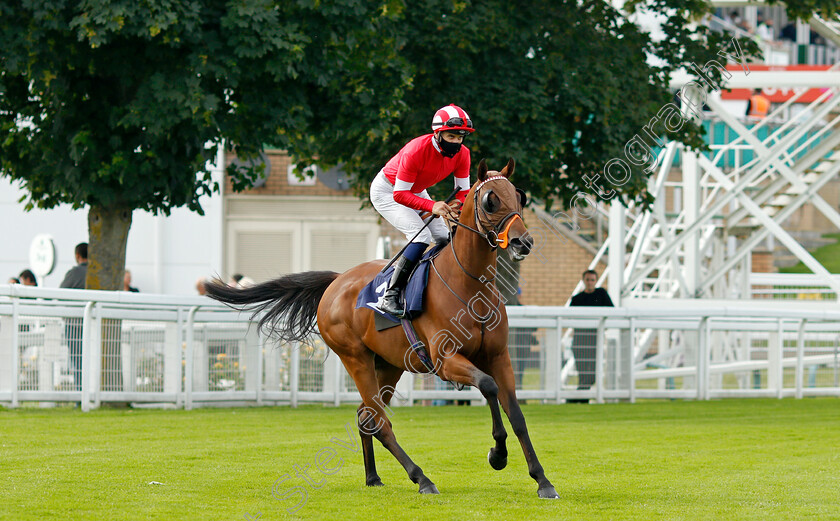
left=780, top=233, right=840, bottom=274
left=2, top=400, right=840, bottom=520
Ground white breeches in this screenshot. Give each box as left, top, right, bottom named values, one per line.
left=370, top=170, right=449, bottom=244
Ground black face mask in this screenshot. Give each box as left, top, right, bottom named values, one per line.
left=437, top=135, right=462, bottom=158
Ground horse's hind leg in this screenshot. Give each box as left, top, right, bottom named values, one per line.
left=346, top=353, right=438, bottom=494
left=357, top=358, right=404, bottom=488
left=357, top=402, right=383, bottom=487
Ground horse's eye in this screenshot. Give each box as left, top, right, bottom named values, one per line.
left=481, top=191, right=499, bottom=213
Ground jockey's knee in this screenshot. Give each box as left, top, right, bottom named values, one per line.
left=431, top=230, right=450, bottom=245
left=411, top=229, right=434, bottom=244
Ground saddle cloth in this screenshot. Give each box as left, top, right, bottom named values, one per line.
left=354, top=244, right=444, bottom=330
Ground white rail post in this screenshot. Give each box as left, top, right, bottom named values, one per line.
left=290, top=342, right=300, bottom=408
left=333, top=350, right=342, bottom=407
left=704, top=317, right=711, bottom=400
left=184, top=306, right=198, bottom=410
left=629, top=317, right=636, bottom=404
left=81, top=302, right=94, bottom=412
left=555, top=317, right=564, bottom=404
left=91, top=303, right=102, bottom=409
left=697, top=317, right=707, bottom=401
left=772, top=319, right=784, bottom=399
left=175, top=307, right=184, bottom=408
left=796, top=319, right=806, bottom=399
left=256, top=328, right=264, bottom=406
left=10, top=298, right=20, bottom=408
left=596, top=317, right=606, bottom=404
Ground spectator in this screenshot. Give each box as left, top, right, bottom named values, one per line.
left=60, top=242, right=87, bottom=392
left=229, top=273, right=244, bottom=286
left=746, top=89, right=771, bottom=119
left=779, top=22, right=795, bottom=42
left=756, top=16, right=774, bottom=42
left=567, top=269, right=614, bottom=403
left=60, top=242, right=88, bottom=289
left=123, top=270, right=139, bottom=292
left=7, top=277, right=20, bottom=284
left=18, top=269, right=37, bottom=286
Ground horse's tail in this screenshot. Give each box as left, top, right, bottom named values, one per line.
left=204, top=271, right=339, bottom=344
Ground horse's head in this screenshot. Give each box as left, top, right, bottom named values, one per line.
left=466, top=158, right=532, bottom=261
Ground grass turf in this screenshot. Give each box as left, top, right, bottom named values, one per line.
left=779, top=233, right=840, bottom=274
left=2, top=399, right=839, bottom=520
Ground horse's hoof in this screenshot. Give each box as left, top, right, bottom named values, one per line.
left=488, top=448, right=507, bottom=471
left=538, top=485, right=559, bottom=499
left=366, top=478, right=384, bottom=487
left=418, top=483, right=440, bottom=494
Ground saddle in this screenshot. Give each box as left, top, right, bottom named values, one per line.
left=355, top=244, right=447, bottom=374
left=355, top=243, right=446, bottom=329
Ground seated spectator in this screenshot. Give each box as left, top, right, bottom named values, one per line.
left=18, top=269, right=37, bottom=286
left=7, top=277, right=20, bottom=284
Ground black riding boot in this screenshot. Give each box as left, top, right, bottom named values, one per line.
left=378, top=256, right=418, bottom=317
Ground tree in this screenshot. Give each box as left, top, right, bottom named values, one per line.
left=0, top=0, right=411, bottom=289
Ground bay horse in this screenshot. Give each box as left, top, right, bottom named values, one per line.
left=204, top=159, right=559, bottom=499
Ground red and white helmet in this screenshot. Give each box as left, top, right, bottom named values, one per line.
left=431, top=104, right=475, bottom=134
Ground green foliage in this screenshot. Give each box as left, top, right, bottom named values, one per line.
left=0, top=0, right=410, bottom=215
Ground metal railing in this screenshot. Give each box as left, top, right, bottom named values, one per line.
left=751, top=273, right=840, bottom=300
left=2, top=286, right=839, bottom=409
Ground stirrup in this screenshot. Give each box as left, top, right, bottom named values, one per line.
left=378, top=291, right=405, bottom=317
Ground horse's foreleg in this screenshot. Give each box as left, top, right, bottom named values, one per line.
left=438, top=353, right=508, bottom=471
left=484, top=355, right=559, bottom=499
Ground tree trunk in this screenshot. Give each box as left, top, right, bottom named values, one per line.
left=87, top=204, right=133, bottom=394
left=87, top=204, right=132, bottom=290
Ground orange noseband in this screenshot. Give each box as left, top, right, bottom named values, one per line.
left=496, top=214, right=523, bottom=249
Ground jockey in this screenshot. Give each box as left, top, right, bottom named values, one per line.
left=370, top=104, right=475, bottom=317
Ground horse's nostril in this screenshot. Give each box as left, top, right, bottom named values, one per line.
left=510, top=237, right=531, bottom=254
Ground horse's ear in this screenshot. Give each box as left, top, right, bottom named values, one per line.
left=477, top=159, right=488, bottom=181
left=500, top=158, right=515, bottom=178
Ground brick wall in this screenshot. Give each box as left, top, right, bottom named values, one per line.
left=519, top=208, right=607, bottom=306
left=751, top=249, right=775, bottom=273
left=224, top=150, right=352, bottom=197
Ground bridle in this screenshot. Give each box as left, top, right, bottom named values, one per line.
left=434, top=175, right=527, bottom=286
left=429, top=175, right=526, bottom=322
left=447, top=175, right=526, bottom=251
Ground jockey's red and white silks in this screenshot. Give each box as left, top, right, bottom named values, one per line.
left=382, top=134, right=470, bottom=213
left=370, top=171, right=450, bottom=244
